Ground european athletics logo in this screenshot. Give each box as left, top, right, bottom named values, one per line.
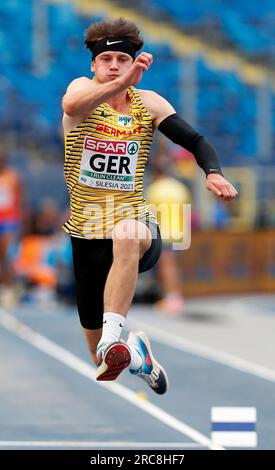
left=211, top=407, right=257, bottom=447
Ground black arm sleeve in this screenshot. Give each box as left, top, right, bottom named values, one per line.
left=158, top=113, right=223, bottom=176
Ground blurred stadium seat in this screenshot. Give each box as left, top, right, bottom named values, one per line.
left=0, top=0, right=274, bottom=218
left=137, top=0, right=275, bottom=64
left=1, top=0, right=274, bottom=169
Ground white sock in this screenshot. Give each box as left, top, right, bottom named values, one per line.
left=128, top=345, right=142, bottom=371
left=97, top=312, right=126, bottom=350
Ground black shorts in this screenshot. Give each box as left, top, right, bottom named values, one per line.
left=71, top=221, right=162, bottom=330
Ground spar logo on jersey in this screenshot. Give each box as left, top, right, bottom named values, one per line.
left=84, top=138, right=127, bottom=155
left=128, top=142, right=138, bottom=155
left=79, top=136, right=140, bottom=192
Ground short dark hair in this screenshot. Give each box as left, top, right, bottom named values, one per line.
left=84, top=17, right=144, bottom=51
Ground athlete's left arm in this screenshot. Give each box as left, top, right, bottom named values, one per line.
left=148, top=92, right=238, bottom=201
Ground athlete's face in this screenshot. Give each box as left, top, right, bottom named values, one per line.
left=91, top=51, right=133, bottom=83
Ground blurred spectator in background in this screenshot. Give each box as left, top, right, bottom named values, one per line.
left=255, top=200, right=274, bottom=229
left=146, top=138, right=192, bottom=315
left=54, top=207, right=75, bottom=304
left=34, top=198, right=61, bottom=236
left=54, top=230, right=75, bottom=304
left=213, top=199, right=231, bottom=230
left=10, top=199, right=75, bottom=305
left=0, top=149, right=23, bottom=307
left=11, top=199, right=61, bottom=304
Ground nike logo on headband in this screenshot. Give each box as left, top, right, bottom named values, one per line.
left=106, top=40, right=123, bottom=45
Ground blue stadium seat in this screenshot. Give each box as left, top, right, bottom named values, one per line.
left=0, top=0, right=274, bottom=169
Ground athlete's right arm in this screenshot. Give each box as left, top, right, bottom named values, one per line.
left=62, top=75, right=130, bottom=135
left=62, top=76, right=126, bottom=117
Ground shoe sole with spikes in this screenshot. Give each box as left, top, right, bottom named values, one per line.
left=96, top=342, right=131, bottom=381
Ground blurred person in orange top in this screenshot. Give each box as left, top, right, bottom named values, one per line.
left=146, top=139, right=192, bottom=315
left=0, top=149, right=23, bottom=307
left=12, top=200, right=61, bottom=304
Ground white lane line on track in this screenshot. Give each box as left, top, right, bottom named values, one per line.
left=127, top=317, right=275, bottom=383
left=0, top=441, right=204, bottom=448
left=0, top=309, right=222, bottom=450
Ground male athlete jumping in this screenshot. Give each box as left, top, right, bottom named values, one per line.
left=62, top=18, right=237, bottom=395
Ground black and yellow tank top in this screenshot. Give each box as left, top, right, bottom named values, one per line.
left=63, top=86, right=157, bottom=239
